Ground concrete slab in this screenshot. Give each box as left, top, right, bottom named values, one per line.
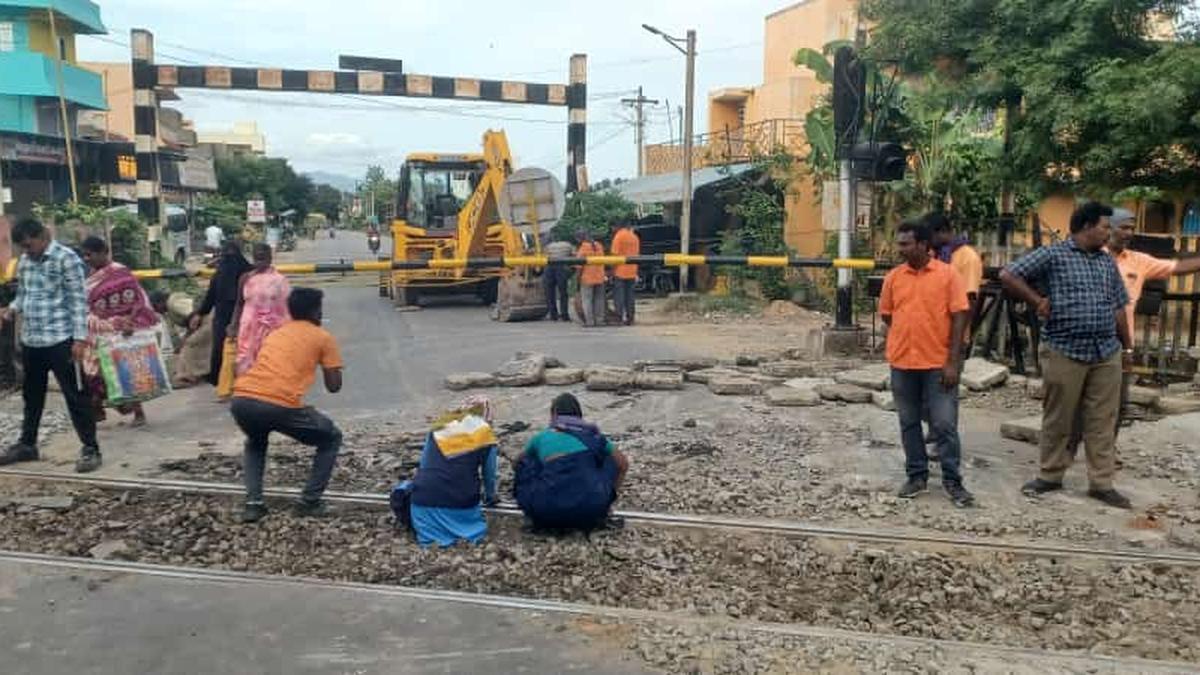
left=1000, top=416, right=1042, bottom=445
left=0, top=559, right=649, bottom=675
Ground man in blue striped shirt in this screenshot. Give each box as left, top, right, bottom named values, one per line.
left=0, top=218, right=100, bottom=472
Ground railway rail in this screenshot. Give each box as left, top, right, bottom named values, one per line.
left=0, top=549, right=1195, bottom=674
left=4, top=468, right=1199, bottom=567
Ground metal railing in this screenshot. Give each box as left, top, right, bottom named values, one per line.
left=645, top=118, right=806, bottom=175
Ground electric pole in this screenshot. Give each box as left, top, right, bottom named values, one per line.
left=621, top=86, right=659, bottom=177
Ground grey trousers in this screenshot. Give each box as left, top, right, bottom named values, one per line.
left=230, top=397, right=343, bottom=504
left=580, top=284, right=606, bottom=327
left=613, top=278, right=636, bottom=324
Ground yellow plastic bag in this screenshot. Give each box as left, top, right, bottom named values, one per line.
left=216, top=337, right=237, bottom=398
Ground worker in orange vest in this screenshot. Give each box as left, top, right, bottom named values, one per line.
left=609, top=220, right=641, bottom=326
left=575, top=231, right=606, bottom=327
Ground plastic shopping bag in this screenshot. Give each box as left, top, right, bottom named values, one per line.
left=97, top=329, right=173, bottom=406
left=215, top=337, right=236, bottom=398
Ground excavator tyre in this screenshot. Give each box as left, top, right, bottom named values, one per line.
left=494, top=273, right=547, bottom=322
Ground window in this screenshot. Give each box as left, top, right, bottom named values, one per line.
left=0, top=22, right=14, bottom=52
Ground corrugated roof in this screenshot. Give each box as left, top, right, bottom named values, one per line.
left=615, top=163, right=754, bottom=205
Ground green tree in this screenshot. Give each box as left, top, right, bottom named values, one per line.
left=215, top=155, right=315, bottom=220
left=861, top=0, right=1200, bottom=197
left=312, top=184, right=344, bottom=223
left=553, top=189, right=637, bottom=242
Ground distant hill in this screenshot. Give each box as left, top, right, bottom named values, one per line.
left=304, top=171, right=357, bottom=193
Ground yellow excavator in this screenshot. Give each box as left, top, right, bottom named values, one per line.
left=380, top=130, right=563, bottom=321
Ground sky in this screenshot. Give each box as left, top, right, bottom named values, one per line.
left=76, top=0, right=795, bottom=186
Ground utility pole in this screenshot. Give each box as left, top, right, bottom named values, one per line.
left=47, top=9, right=78, bottom=204
left=680, top=29, right=696, bottom=294
left=621, top=86, right=659, bottom=177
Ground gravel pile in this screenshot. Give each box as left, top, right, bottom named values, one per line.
left=1, top=486, right=1198, bottom=664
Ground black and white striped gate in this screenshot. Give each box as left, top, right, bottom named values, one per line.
left=129, top=28, right=587, bottom=227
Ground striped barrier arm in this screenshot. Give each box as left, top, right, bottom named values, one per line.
left=117, top=256, right=880, bottom=280
left=0, top=256, right=885, bottom=284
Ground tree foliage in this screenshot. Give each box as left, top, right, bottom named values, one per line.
left=312, top=184, right=344, bottom=224
left=215, top=155, right=315, bottom=220
left=861, top=0, right=1200, bottom=197
left=553, top=189, right=637, bottom=242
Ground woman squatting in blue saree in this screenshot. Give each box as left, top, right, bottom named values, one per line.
left=515, top=393, right=630, bottom=532
left=391, top=396, right=499, bottom=547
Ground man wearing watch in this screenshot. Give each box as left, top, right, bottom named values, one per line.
left=0, top=218, right=101, bottom=473
left=1000, top=202, right=1133, bottom=510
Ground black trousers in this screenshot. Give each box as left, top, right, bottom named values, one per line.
left=543, top=266, right=572, bottom=320
left=21, top=340, right=98, bottom=450
left=230, top=397, right=343, bottom=504
left=207, top=306, right=234, bottom=386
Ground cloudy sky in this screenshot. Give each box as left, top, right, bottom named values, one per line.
left=77, top=0, right=794, bottom=185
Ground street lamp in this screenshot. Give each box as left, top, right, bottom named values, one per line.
left=643, top=23, right=696, bottom=293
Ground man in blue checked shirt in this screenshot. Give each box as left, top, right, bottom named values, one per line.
left=1000, top=202, right=1133, bottom=510
left=0, top=218, right=101, bottom=472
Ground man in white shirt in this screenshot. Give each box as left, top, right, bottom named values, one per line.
left=205, top=225, right=224, bottom=253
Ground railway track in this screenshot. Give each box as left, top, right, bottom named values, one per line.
left=1, top=548, right=1196, bottom=674
left=4, top=468, right=1200, bottom=567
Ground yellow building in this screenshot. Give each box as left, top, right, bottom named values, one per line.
left=645, top=0, right=860, bottom=257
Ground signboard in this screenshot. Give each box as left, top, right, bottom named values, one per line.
left=247, top=199, right=267, bottom=223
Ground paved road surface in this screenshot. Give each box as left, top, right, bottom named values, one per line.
left=0, top=558, right=649, bottom=675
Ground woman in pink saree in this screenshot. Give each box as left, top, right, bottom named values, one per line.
left=233, top=243, right=290, bottom=375
left=80, top=237, right=161, bottom=426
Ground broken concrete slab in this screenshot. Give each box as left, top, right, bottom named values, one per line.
left=961, top=358, right=1009, bottom=391
left=633, top=357, right=718, bottom=372
left=1, top=496, right=75, bottom=511
left=1000, top=416, right=1042, bottom=445
left=816, top=383, right=874, bottom=404
left=759, top=361, right=816, bottom=379
left=89, top=539, right=132, bottom=561
left=585, top=367, right=637, bottom=391
left=735, top=354, right=765, bottom=367
left=1027, top=379, right=1045, bottom=400
left=872, top=391, right=896, bottom=412
left=765, top=387, right=822, bottom=407
left=684, top=367, right=741, bottom=385
left=444, top=372, right=498, bottom=391
left=543, top=368, right=586, bottom=386
left=782, top=377, right=835, bottom=390
left=1128, top=386, right=1162, bottom=408
left=635, top=371, right=685, bottom=391
left=1154, top=396, right=1200, bottom=416
left=834, top=363, right=891, bottom=391
left=494, top=354, right=547, bottom=387
left=707, top=377, right=763, bottom=396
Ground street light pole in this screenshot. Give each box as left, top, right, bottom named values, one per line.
left=642, top=23, right=697, bottom=294
left=679, top=29, right=696, bottom=293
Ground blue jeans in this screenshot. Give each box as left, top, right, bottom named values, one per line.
left=891, top=368, right=963, bottom=485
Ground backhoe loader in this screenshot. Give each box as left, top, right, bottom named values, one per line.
left=381, top=130, right=563, bottom=321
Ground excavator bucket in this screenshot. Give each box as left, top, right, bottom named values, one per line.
left=494, top=273, right=547, bottom=322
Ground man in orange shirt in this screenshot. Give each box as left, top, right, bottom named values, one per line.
left=1108, top=208, right=1200, bottom=332
left=575, top=231, right=606, bottom=327
left=880, top=221, right=974, bottom=507
left=230, top=287, right=344, bottom=523
left=609, top=220, right=641, bottom=326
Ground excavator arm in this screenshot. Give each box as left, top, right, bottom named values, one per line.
left=454, top=130, right=513, bottom=262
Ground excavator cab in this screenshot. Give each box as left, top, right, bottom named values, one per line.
left=396, top=155, right=485, bottom=235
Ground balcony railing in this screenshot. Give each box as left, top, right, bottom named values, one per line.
left=645, top=118, right=806, bottom=175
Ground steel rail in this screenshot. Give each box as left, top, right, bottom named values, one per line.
left=4, top=469, right=1199, bottom=567
left=0, top=549, right=1195, bottom=674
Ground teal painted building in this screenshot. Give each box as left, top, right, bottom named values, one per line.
left=0, top=0, right=106, bottom=135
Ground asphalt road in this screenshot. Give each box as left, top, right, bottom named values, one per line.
left=288, top=231, right=689, bottom=415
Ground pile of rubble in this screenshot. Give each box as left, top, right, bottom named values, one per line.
left=445, top=351, right=1021, bottom=411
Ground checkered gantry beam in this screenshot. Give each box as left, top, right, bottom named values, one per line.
left=130, top=28, right=589, bottom=223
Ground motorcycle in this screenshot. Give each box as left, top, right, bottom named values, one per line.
left=367, top=232, right=381, bottom=254
left=329, top=228, right=336, bottom=240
